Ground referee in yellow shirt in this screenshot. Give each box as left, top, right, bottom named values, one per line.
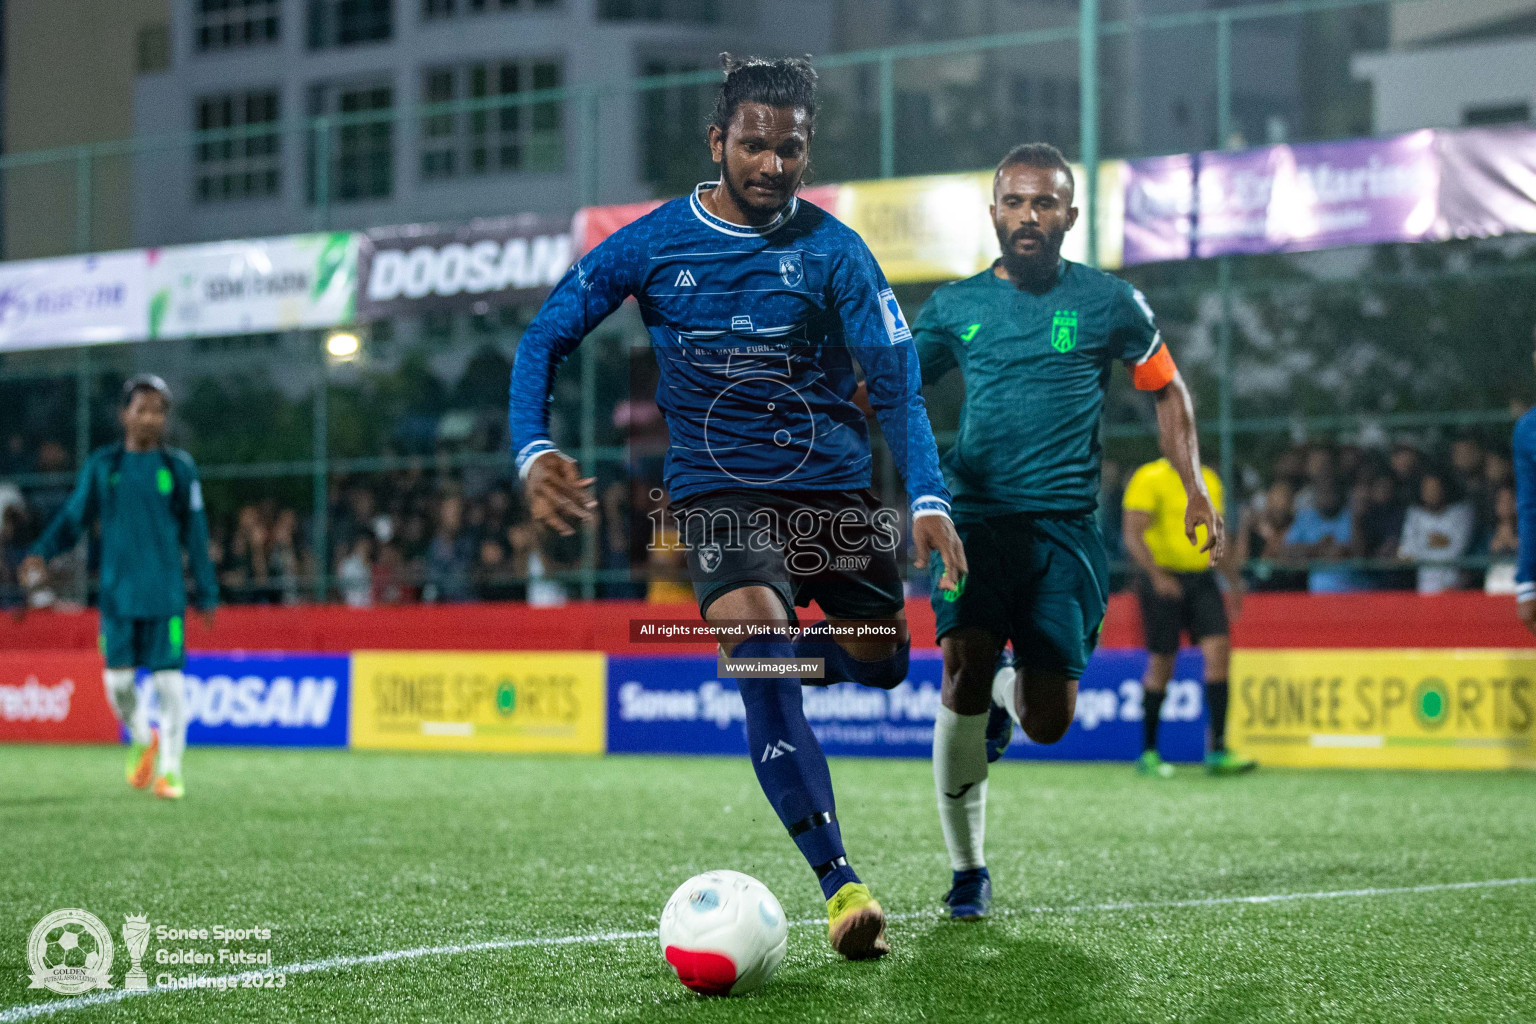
left=1121, top=458, right=1256, bottom=777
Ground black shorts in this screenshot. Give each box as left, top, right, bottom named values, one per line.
left=673, top=488, right=906, bottom=622
left=1136, top=570, right=1229, bottom=655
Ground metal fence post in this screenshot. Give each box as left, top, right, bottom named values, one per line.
left=74, top=147, right=93, bottom=254
left=1216, top=12, right=1236, bottom=494
left=1079, top=0, right=1100, bottom=268
left=312, top=339, right=330, bottom=601
left=580, top=339, right=598, bottom=600
left=878, top=55, right=896, bottom=179
left=579, top=87, right=601, bottom=208
left=74, top=347, right=91, bottom=466
left=1216, top=13, right=1234, bottom=149
left=313, top=116, right=332, bottom=231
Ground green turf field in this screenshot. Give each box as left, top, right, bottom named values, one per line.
left=0, top=746, right=1532, bottom=1023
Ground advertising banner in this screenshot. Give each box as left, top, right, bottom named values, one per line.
left=0, top=250, right=149, bottom=353
left=172, top=653, right=349, bottom=748
left=350, top=651, right=605, bottom=753
left=1434, top=124, right=1536, bottom=240
left=0, top=652, right=117, bottom=743
left=608, top=649, right=1205, bottom=761
left=358, top=216, right=573, bottom=319
left=1122, top=154, right=1197, bottom=266
left=1195, top=130, right=1439, bottom=258
left=836, top=173, right=998, bottom=284
left=1229, top=649, right=1535, bottom=769
left=147, top=232, right=358, bottom=339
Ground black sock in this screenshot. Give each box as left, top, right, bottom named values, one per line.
left=1205, top=679, right=1230, bottom=753
left=1142, top=688, right=1166, bottom=753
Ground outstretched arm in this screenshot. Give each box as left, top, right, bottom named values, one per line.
left=510, top=242, right=631, bottom=536
left=1152, top=370, right=1224, bottom=561
left=22, top=457, right=98, bottom=583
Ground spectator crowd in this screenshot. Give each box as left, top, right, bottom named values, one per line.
left=2, top=431, right=1523, bottom=609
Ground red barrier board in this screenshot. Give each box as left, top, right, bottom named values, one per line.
left=0, top=651, right=117, bottom=743
left=0, top=591, right=1531, bottom=654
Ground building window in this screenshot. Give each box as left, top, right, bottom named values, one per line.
left=194, top=0, right=280, bottom=52
left=423, top=0, right=559, bottom=17
left=309, top=82, right=394, bottom=201
left=1463, top=103, right=1530, bottom=127
left=640, top=59, right=712, bottom=192
left=308, top=0, right=393, bottom=48
left=597, top=0, right=720, bottom=23
left=195, top=91, right=282, bottom=202
left=420, top=60, right=563, bottom=180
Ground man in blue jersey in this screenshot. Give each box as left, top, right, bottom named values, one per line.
left=510, top=55, right=965, bottom=961
left=21, top=375, right=217, bottom=800
left=1514, top=334, right=1536, bottom=634
left=911, top=145, right=1223, bottom=920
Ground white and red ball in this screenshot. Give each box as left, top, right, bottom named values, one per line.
left=658, top=870, right=788, bottom=996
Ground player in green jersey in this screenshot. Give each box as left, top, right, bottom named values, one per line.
left=22, top=375, right=218, bottom=800
left=915, top=144, right=1224, bottom=919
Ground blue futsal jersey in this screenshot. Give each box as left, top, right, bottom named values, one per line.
left=1514, top=408, right=1536, bottom=603
left=509, top=184, right=951, bottom=516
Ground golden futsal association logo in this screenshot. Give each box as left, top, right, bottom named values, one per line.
left=26, top=909, right=115, bottom=995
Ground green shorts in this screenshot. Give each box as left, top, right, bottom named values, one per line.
left=931, top=511, right=1109, bottom=678
left=99, top=615, right=186, bottom=672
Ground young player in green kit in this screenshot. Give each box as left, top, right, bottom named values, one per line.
left=913, top=144, right=1224, bottom=919
left=21, top=375, right=218, bottom=800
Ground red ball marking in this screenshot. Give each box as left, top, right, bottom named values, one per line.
left=664, top=946, right=738, bottom=996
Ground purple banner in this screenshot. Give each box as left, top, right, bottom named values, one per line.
left=1123, top=154, right=1196, bottom=266
left=1435, top=125, right=1536, bottom=240
left=1124, top=130, right=1446, bottom=264
left=1196, top=131, right=1439, bottom=257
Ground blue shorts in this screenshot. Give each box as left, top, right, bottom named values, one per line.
left=931, top=512, right=1108, bottom=678
left=100, top=615, right=185, bottom=672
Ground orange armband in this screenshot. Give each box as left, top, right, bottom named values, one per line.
left=1131, top=344, right=1176, bottom=391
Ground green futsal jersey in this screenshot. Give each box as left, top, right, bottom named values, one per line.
left=913, top=259, right=1170, bottom=519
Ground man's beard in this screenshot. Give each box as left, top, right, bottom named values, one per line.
left=720, top=153, right=799, bottom=224
left=996, top=223, right=1064, bottom=285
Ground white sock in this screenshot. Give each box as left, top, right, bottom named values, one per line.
left=104, top=669, right=150, bottom=745
left=991, top=660, right=1021, bottom=726
left=152, top=670, right=187, bottom=776
left=934, top=705, right=989, bottom=871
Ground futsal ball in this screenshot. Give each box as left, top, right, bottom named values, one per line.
left=658, top=870, right=788, bottom=996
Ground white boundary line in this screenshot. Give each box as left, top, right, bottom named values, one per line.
left=4, top=876, right=1531, bottom=1023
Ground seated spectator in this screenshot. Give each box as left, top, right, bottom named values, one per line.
left=1485, top=485, right=1519, bottom=595
left=423, top=495, right=474, bottom=603
left=372, top=542, right=409, bottom=605
left=337, top=537, right=373, bottom=608
left=1488, top=485, right=1519, bottom=557
left=1352, top=474, right=1405, bottom=560
left=1389, top=442, right=1423, bottom=509
left=1398, top=471, right=1474, bottom=595
left=1280, top=477, right=1363, bottom=593
left=1293, top=443, right=1337, bottom=514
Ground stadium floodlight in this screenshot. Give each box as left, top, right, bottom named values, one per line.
left=326, top=331, right=361, bottom=360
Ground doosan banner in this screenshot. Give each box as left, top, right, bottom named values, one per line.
left=358, top=216, right=573, bottom=318
left=607, top=649, right=1207, bottom=761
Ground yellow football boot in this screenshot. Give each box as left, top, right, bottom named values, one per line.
left=826, top=882, right=889, bottom=960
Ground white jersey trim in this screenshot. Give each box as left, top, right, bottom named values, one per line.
left=689, top=183, right=799, bottom=238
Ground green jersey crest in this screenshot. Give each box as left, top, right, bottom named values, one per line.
left=1050, top=310, right=1078, bottom=353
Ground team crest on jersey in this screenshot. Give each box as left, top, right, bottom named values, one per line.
left=778, top=254, right=804, bottom=288
left=698, top=543, right=723, bottom=573
left=1051, top=310, right=1078, bottom=353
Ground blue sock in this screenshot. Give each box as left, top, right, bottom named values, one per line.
left=734, top=632, right=861, bottom=900
left=794, top=620, right=909, bottom=690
